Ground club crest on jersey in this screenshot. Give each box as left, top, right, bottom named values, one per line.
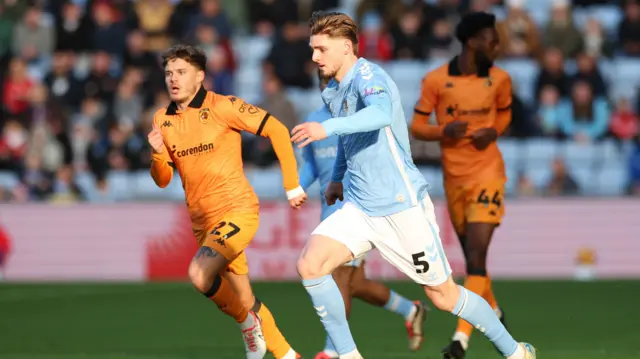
left=485, top=77, right=493, bottom=87
left=199, top=108, right=212, bottom=123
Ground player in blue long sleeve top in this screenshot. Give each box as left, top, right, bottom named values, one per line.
left=300, top=73, right=428, bottom=359
left=292, top=11, right=536, bottom=359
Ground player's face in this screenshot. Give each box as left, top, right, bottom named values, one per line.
left=164, top=58, right=204, bottom=104
left=474, top=28, right=500, bottom=68
left=310, top=34, right=348, bottom=78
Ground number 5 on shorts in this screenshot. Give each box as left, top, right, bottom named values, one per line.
left=412, top=252, right=430, bottom=274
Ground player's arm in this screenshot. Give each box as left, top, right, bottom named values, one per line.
left=226, top=97, right=303, bottom=199
left=330, top=136, right=347, bottom=183
left=149, top=117, right=174, bottom=188
left=493, top=74, right=513, bottom=136
left=410, top=73, right=444, bottom=141
left=300, top=145, right=320, bottom=190
left=321, top=72, right=393, bottom=136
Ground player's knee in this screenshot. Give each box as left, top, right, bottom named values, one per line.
left=188, top=262, right=216, bottom=294
left=465, top=248, right=488, bottom=274
left=425, top=277, right=460, bottom=312
left=296, top=255, right=329, bottom=280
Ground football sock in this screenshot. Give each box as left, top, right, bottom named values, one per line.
left=254, top=299, right=294, bottom=359
left=205, top=275, right=248, bottom=323
left=484, top=275, right=500, bottom=310
left=303, top=275, right=357, bottom=355
left=454, top=275, right=488, bottom=343
left=452, top=286, right=518, bottom=357
left=384, top=290, right=417, bottom=320
left=323, top=336, right=339, bottom=357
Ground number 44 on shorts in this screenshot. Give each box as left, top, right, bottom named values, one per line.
left=477, top=189, right=502, bottom=208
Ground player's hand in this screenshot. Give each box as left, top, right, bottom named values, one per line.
left=324, top=181, right=344, bottom=206
left=470, top=127, right=498, bottom=150
left=148, top=121, right=165, bottom=154
left=289, top=193, right=307, bottom=210
left=291, top=122, right=327, bottom=148
left=443, top=120, right=468, bottom=139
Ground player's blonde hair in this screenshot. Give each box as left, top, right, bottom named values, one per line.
left=309, top=11, right=359, bottom=56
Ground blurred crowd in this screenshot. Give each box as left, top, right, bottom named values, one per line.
left=0, top=0, right=639, bottom=203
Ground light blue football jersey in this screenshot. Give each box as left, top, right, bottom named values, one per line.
left=299, top=105, right=349, bottom=221
left=319, top=57, right=429, bottom=217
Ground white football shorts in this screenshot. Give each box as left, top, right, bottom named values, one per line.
left=312, top=195, right=451, bottom=286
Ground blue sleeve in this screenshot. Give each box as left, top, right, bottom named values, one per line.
left=330, top=136, right=347, bottom=182
left=299, top=145, right=318, bottom=190
left=556, top=101, right=576, bottom=137
left=585, top=98, right=610, bottom=140
left=322, top=71, right=393, bottom=136
left=540, top=106, right=558, bottom=133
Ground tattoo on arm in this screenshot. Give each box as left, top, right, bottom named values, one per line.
left=195, top=246, right=218, bottom=259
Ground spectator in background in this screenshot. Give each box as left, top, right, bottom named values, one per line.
left=391, top=11, right=426, bottom=60
left=542, top=81, right=610, bottom=142
left=192, top=24, right=237, bottom=72
left=21, top=151, right=52, bottom=200
left=259, top=74, right=297, bottom=132
left=188, top=0, right=232, bottom=40
left=0, top=2, right=16, bottom=66
left=618, top=0, right=640, bottom=56
left=49, top=164, right=84, bottom=203
left=12, top=5, right=54, bottom=76
left=205, top=46, right=233, bottom=95
left=246, top=0, right=298, bottom=36
left=535, top=48, right=570, bottom=100
left=0, top=118, right=27, bottom=172
left=545, top=157, right=579, bottom=196
left=427, top=17, right=458, bottom=58
left=91, top=1, right=126, bottom=57
left=113, top=72, right=144, bottom=132
left=538, top=85, right=563, bottom=137
left=168, top=0, right=200, bottom=40
left=355, top=0, right=405, bottom=30
left=264, top=21, right=313, bottom=89
left=81, top=51, right=119, bottom=104
left=570, top=52, right=607, bottom=97
left=581, top=18, right=615, bottom=58
left=357, top=12, right=393, bottom=62
left=610, top=97, right=639, bottom=141
left=123, top=30, right=158, bottom=72
left=132, top=0, right=174, bottom=53
left=2, top=57, right=34, bottom=118
left=44, top=51, right=82, bottom=110
left=54, top=1, right=91, bottom=53
left=543, top=0, right=582, bottom=59
left=497, top=0, right=541, bottom=58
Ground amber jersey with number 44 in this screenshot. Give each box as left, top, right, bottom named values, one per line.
left=414, top=58, right=512, bottom=185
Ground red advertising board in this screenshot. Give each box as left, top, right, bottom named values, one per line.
left=0, top=199, right=638, bottom=281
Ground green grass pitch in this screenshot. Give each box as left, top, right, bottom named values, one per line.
left=0, top=280, right=638, bottom=359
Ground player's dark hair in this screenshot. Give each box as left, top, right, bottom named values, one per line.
left=161, top=44, right=207, bottom=72
left=455, top=12, right=496, bottom=45
left=309, top=11, right=359, bottom=56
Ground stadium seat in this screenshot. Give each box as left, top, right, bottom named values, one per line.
left=106, top=171, right=134, bottom=201
left=523, top=138, right=560, bottom=166
left=498, top=138, right=522, bottom=173
left=524, top=163, right=552, bottom=189
left=596, top=165, right=629, bottom=195
left=497, top=59, right=537, bottom=103
left=0, top=171, right=19, bottom=189
left=569, top=166, right=594, bottom=194
left=588, top=6, right=623, bottom=35
left=562, top=142, right=597, bottom=171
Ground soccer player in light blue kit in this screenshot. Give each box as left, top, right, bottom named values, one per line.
left=291, top=11, right=537, bottom=359
left=300, top=72, right=428, bottom=359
